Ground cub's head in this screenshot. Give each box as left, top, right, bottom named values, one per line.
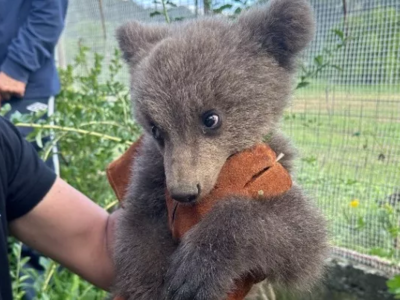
left=117, top=0, right=315, bottom=203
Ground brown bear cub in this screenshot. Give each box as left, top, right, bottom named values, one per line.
left=112, top=0, right=328, bottom=299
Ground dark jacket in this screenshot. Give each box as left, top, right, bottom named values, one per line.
left=0, top=0, right=68, bottom=98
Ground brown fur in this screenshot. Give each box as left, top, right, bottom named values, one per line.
left=112, top=0, right=328, bottom=299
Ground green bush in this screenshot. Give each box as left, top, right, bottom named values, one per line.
left=2, top=45, right=141, bottom=300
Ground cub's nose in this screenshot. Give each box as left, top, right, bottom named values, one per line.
left=169, top=184, right=200, bottom=203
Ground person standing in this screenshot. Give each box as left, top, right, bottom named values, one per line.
left=0, top=0, right=68, bottom=170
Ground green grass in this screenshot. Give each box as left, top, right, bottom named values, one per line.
left=282, top=85, right=400, bottom=261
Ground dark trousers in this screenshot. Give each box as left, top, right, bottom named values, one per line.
left=4, top=96, right=58, bottom=300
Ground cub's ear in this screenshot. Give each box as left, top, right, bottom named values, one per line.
left=238, top=0, right=315, bottom=69
left=116, top=21, right=170, bottom=66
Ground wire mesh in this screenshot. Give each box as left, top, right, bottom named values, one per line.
left=288, top=0, right=400, bottom=275
left=59, top=0, right=400, bottom=275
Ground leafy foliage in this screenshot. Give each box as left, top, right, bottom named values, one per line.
left=296, top=28, right=348, bottom=90
left=388, top=275, right=400, bottom=299
left=18, top=46, right=139, bottom=207
left=6, top=45, right=140, bottom=300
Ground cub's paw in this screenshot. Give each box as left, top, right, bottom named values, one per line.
left=163, top=245, right=231, bottom=300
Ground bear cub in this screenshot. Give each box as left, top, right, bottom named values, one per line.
left=112, top=0, right=328, bottom=299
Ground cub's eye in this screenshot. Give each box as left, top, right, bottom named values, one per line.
left=151, top=125, right=162, bottom=140
left=202, top=111, right=221, bottom=130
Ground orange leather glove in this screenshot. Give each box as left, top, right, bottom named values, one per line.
left=106, top=137, right=292, bottom=300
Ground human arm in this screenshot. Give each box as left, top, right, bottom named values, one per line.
left=0, top=116, right=116, bottom=290
left=9, top=177, right=118, bottom=291
left=0, top=0, right=67, bottom=94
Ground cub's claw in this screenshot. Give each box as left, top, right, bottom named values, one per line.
left=163, top=245, right=230, bottom=300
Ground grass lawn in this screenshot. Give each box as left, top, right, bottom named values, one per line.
left=282, top=83, right=400, bottom=261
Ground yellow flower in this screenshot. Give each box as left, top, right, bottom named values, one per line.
left=350, top=199, right=360, bottom=208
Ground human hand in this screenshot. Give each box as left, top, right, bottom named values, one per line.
left=0, top=92, right=11, bottom=104
left=0, top=72, right=26, bottom=99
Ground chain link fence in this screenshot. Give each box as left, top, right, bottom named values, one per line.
left=59, top=0, right=400, bottom=275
